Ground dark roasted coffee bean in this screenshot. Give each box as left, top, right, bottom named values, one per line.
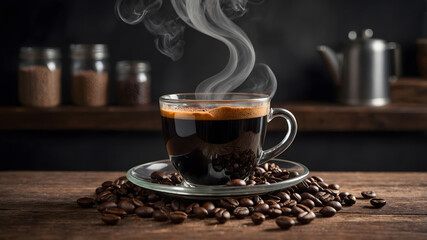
left=153, top=209, right=169, bottom=221
left=101, top=214, right=121, bottom=225
left=226, top=179, right=246, bottom=186
left=296, top=204, right=311, bottom=212
left=147, top=192, right=160, bottom=202
left=98, top=201, right=117, bottom=213
left=113, top=176, right=128, bottom=186
left=307, top=185, right=320, bottom=194
left=150, top=171, right=167, bottom=180
left=254, top=167, right=266, bottom=177
left=318, top=182, right=329, bottom=189
left=246, top=180, right=256, bottom=186
left=215, top=209, right=230, bottom=223
left=291, top=205, right=307, bottom=216
left=268, top=208, right=282, bottom=218
left=362, top=191, right=377, bottom=199
left=370, top=198, right=386, bottom=208
left=239, top=198, right=254, bottom=207
left=326, top=200, right=342, bottom=211
left=220, top=197, right=239, bottom=210
left=253, top=195, right=264, bottom=205
left=193, top=207, right=209, bottom=219
left=95, top=187, right=105, bottom=195
left=104, top=207, right=127, bottom=217
left=171, top=199, right=186, bottom=211
left=169, top=211, right=187, bottom=224
left=297, top=180, right=310, bottom=191
left=118, top=200, right=135, bottom=214
left=300, top=199, right=315, bottom=209
left=339, top=191, right=350, bottom=200
left=281, top=207, right=292, bottom=216
left=282, top=199, right=297, bottom=208
left=77, top=197, right=95, bottom=208
left=275, top=192, right=291, bottom=202
left=102, top=181, right=113, bottom=187
left=254, top=203, right=269, bottom=214
left=328, top=184, right=340, bottom=190
left=233, top=207, right=250, bottom=219
left=202, top=202, right=216, bottom=216
left=153, top=200, right=166, bottom=210
left=97, top=190, right=114, bottom=203
left=311, top=176, right=324, bottom=182
left=251, top=212, right=265, bottom=225
left=289, top=171, right=299, bottom=178
left=135, top=206, right=154, bottom=218
left=185, top=202, right=200, bottom=214
left=320, top=206, right=336, bottom=217
left=131, top=198, right=144, bottom=207
left=315, top=191, right=335, bottom=204
left=291, top=193, right=302, bottom=202
left=343, top=194, right=357, bottom=206
left=276, top=216, right=295, bottom=230
left=297, top=211, right=316, bottom=224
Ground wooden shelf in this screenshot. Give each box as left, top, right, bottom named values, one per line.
left=0, top=102, right=426, bottom=131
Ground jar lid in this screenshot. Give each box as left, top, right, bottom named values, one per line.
left=70, top=44, right=108, bottom=59
left=19, top=47, right=61, bottom=59
left=116, top=61, right=151, bottom=72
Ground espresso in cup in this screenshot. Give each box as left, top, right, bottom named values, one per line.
left=160, top=93, right=297, bottom=185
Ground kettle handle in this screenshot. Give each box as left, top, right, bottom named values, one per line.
left=387, top=42, right=401, bottom=82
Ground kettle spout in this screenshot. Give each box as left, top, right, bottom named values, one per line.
left=317, top=45, right=341, bottom=84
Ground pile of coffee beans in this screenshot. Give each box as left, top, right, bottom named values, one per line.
left=77, top=163, right=386, bottom=229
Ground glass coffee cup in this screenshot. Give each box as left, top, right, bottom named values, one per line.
left=160, top=93, right=297, bottom=186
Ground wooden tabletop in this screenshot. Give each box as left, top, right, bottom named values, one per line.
left=0, top=171, right=426, bottom=239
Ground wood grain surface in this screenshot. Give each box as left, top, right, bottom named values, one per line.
left=0, top=102, right=426, bottom=131
left=0, top=171, right=426, bottom=240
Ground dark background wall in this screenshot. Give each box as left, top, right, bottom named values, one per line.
left=0, top=0, right=426, bottom=171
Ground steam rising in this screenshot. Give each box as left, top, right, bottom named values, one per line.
left=116, top=0, right=277, bottom=99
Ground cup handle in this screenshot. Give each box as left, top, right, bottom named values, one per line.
left=259, top=108, right=297, bottom=164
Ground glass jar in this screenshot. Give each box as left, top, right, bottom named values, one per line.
left=18, top=47, right=61, bottom=107
left=116, top=61, right=151, bottom=106
left=70, top=44, right=109, bottom=107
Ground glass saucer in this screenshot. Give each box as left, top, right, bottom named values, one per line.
left=126, top=158, right=309, bottom=199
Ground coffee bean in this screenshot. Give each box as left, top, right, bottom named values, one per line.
left=320, top=206, right=336, bottom=217
left=104, top=207, right=127, bottom=217
left=153, top=209, right=169, bottom=221
left=291, top=205, right=307, bottom=216
left=281, top=207, right=292, bottom=216
left=150, top=171, right=167, bottom=180
left=362, top=191, right=377, bottom=199
left=311, top=176, right=324, bottom=182
left=97, top=190, right=114, bottom=203
left=297, top=211, right=316, bottom=224
left=276, top=216, right=295, bottom=230
left=343, top=194, right=357, bottom=206
left=328, top=184, right=340, bottom=190
left=152, top=200, right=166, bottom=210
left=253, top=195, right=264, bottom=205
left=289, top=171, right=299, bottom=178
left=315, top=191, right=335, bottom=204
left=291, top=193, right=302, bottom=202
left=220, top=197, right=239, bottom=210
left=226, top=179, right=246, bottom=186
left=296, top=204, right=311, bottom=212
left=135, top=206, right=154, bottom=218
left=233, top=207, right=250, bottom=219
left=193, top=207, right=209, bottom=219
left=101, top=214, right=121, bottom=225
left=275, top=192, right=291, bottom=202
left=307, top=185, right=320, bottom=194
left=118, top=200, right=135, bottom=214
left=318, top=182, right=329, bottom=189
left=370, top=198, right=386, bottom=208
left=185, top=202, right=200, bottom=214
left=268, top=208, right=282, bottom=218
left=171, top=199, right=183, bottom=211
left=339, top=191, right=350, bottom=200
left=131, top=198, right=144, bottom=207
left=254, top=203, right=269, bottom=214
left=98, top=201, right=117, bottom=213
left=251, top=212, right=265, bottom=225
left=239, top=198, right=254, bottom=207
left=77, top=197, right=95, bottom=208
left=326, top=201, right=342, bottom=211
left=246, top=180, right=256, bottom=186
left=102, top=181, right=113, bottom=187
left=113, top=176, right=128, bottom=185
left=300, top=199, right=315, bottom=209
left=147, top=192, right=160, bottom=202
left=95, top=187, right=105, bottom=195
left=282, top=199, right=297, bottom=208
left=169, top=211, right=187, bottom=224
left=215, top=209, right=230, bottom=223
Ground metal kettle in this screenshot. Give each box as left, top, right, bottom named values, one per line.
left=317, top=29, right=401, bottom=106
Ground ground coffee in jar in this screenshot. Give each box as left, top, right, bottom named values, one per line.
left=116, top=61, right=151, bottom=106
left=18, top=47, right=61, bottom=107
left=70, top=44, right=109, bottom=107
